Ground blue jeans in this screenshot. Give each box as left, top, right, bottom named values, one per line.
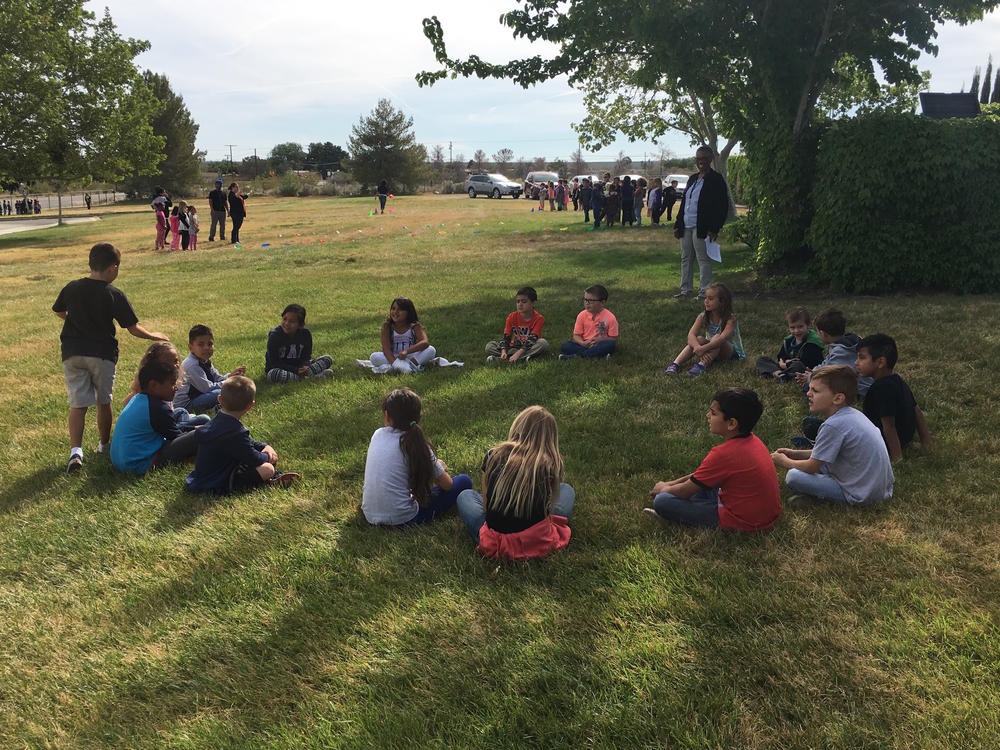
left=560, top=339, right=616, bottom=358
left=173, top=407, right=211, bottom=431
left=456, top=483, right=575, bottom=544
left=652, top=487, right=720, bottom=528
left=785, top=466, right=847, bottom=503
left=592, top=205, right=603, bottom=229
left=188, top=388, right=221, bottom=413
left=403, top=474, right=473, bottom=525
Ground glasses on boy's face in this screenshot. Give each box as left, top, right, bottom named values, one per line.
left=582, top=298, right=601, bottom=303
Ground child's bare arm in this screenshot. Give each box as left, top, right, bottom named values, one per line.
left=126, top=324, right=168, bottom=341
left=407, top=323, right=430, bottom=353
left=685, top=316, right=702, bottom=348
left=651, top=477, right=701, bottom=499
left=702, top=318, right=737, bottom=352
left=881, top=416, right=903, bottom=462
left=772, top=450, right=822, bottom=473
left=915, top=406, right=932, bottom=448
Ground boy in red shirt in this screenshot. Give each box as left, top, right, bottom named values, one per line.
left=644, top=387, right=782, bottom=531
left=485, top=286, right=549, bottom=363
left=559, top=284, right=618, bottom=359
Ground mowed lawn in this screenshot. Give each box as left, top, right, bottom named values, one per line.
left=0, top=194, right=998, bottom=749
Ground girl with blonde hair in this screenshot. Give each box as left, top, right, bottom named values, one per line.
left=456, top=405, right=574, bottom=559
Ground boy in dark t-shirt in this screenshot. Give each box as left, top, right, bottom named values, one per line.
left=485, top=286, right=548, bottom=363
left=856, top=334, right=931, bottom=461
left=52, top=242, right=168, bottom=474
left=645, top=388, right=782, bottom=531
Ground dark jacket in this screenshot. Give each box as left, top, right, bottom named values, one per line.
left=674, top=168, right=729, bottom=239
left=228, top=190, right=247, bottom=218
left=185, top=412, right=267, bottom=493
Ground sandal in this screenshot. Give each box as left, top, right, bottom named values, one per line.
left=269, top=471, right=301, bottom=488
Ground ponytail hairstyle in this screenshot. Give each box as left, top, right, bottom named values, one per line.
left=382, top=387, right=436, bottom=507
left=703, top=281, right=734, bottom=327
left=484, top=406, right=563, bottom=519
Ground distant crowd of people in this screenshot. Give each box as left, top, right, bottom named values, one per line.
left=533, top=175, right=682, bottom=228
left=1, top=197, right=41, bottom=216
left=150, top=179, right=248, bottom=250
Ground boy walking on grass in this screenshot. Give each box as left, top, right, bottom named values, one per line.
left=53, top=242, right=168, bottom=474
left=644, top=388, right=782, bottom=531
left=185, top=376, right=299, bottom=494
left=772, top=365, right=894, bottom=505
left=486, top=286, right=548, bottom=363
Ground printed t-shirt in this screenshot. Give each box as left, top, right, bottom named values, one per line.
left=504, top=310, right=544, bottom=348
left=362, top=427, right=443, bottom=525
left=265, top=326, right=313, bottom=373
left=573, top=308, right=618, bottom=342
left=52, top=278, right=139, bottom=362
left=811, top=407, right=894, bottom=504
left=481, top=449, right=552, bottom=534
left=862, top=374, right=918, bottom=449
left=691, top=434, right=782, bottom=531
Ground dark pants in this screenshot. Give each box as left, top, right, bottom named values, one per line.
left=209, top=210, right=226, bottom=240
left=401, top=474, right=473, bottom=525
left=180, top=231, right=190, bottom=250
left=592, top=205, right=603, bottom=229
left=651, top=205, right=663, bottom=224
left=230, top=215, right=244, bottom=243
left=378, top=194, right=387, bottom=212
left=622, top=204, right=634, bottom=225
left=583, top=206, right=590, bottom=223
left=560, top=339, right=616, bottom=358
left=666, top=200, right=677, bottom=221
left=154, top=430, right=199, bottom=467
left=228, top=463, right=267, bottom=494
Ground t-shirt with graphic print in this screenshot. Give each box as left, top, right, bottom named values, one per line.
left=573, top=308, right=618, bottom=342
left=265, top=325, right=313, bottom=373
left=502, top=310, right=545, bottom=350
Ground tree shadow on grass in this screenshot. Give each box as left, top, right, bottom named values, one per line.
left=0, top=466, right=64, bottom=513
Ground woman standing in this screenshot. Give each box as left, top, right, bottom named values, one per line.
left=228, top=182, right=247, bottom=244
left=377, top=180, right=389, bottom=214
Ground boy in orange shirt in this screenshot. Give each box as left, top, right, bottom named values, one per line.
left=559, top=284, right=618, bottom=360
left=486, top=286, right=549, bottom=363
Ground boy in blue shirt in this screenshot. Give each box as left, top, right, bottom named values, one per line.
left=174, top=324, right=247, bottom=413
left=186, top=375, right=299, bottom=494
left=110, top=360, right=199, bottom=474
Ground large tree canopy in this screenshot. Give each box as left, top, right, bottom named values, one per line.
left=0, top=1, right=163, bottom=219
left=347, top=99, right=428, bottom=191
left=418, top=0, right=999, bottom=260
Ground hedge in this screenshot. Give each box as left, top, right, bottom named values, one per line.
left=810, top=112, right=1000, bottom=293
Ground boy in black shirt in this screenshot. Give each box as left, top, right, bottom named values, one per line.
left=856, top=334, right=931, bottom=461
left=53, top=242, right=168, bottom=474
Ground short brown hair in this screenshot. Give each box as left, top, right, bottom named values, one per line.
left=810, top=365, right=857, bottom=403
left=89, top=242, right=121, bottom=271
left=220, top=375, right=256, bottom=411
left=814, top=308, right=846, bottom=337
left=785, top=306, right=811, bottom=325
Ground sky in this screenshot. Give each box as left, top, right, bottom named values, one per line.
left=85, top=1, right=1000, bottom=167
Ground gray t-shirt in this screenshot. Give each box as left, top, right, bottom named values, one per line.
left=362, top=426, right=443, bottom=525
left=811, top=407, right=894, bottom=504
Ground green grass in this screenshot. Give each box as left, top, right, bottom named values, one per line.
left=1, top=195, right=998, bottom=749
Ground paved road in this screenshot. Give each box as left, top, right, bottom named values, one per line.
left=0, top=216, right=101, bottom=237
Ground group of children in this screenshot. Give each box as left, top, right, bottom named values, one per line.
left=535, top=175, right=681, bottom=231
left=54, top=241, right=931, bottom=561
left=151, top=190, right=201, bottom=252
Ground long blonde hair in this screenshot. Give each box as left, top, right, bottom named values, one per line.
left=485, top=406, right=563, bottom=518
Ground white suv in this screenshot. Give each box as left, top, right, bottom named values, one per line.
left=465, top=173, right=523, bottom=199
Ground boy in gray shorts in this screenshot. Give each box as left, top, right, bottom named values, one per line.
left=53, top=242, right=168, bottom=473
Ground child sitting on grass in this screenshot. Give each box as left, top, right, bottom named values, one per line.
left=361, top=387, right=472, bottom=526
left=559, top=284, right=618, bottom=360
left=265, top=303, right=333, bottom=383
left=456, top=405, right=574, bottom=559
left=856, top=334, right=932, bottom=461
left=665, top=282, right=745, bottom=377
left=174, top=324, right=247, bottom=413
left=186, top=375, right=299, bottom=494
left=110, top=360, right=199, bottom=475
left=125, top=341, right=210, bottom=431
left=772, top=365, right=893, bottom=505
left=53, top=242, right=168, bottom=473
left=486, top=286, right=548, bottom=363
left=369, top=297, right=437, bottom=373
left=644, top=388, right=781, bottom=531
left=756, top=306, right=824, bottom=381
left=794, top=308, right=873, bottom=398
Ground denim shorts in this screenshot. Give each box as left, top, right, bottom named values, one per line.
left=63, top=355, right=117, bottom=408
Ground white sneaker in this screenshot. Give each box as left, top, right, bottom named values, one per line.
left=315, top=368, right=334, bottom=379
left=641, top=507, right=659, bottom=518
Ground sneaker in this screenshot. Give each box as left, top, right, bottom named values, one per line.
left=269, top=471, right=301, bottom=488
left=95, top=442, right=109, bottom=454
left=66, top=455, right=83, bottom=474
left=486, top=355, right=497, bottom=364
left=672, top=291, right=691, bottom=299
left=790, top=435, right=813, bottom=449
left=664, top=363, right=680, bottom=375
left=642, top=507, right=660, bottom=518
left=558, top=354, right=575, bottom=361
left=605, top=354, right=612, bottom=360
left=315, top=368, right=334, bottom=379
left=687, top=363, right=706, bottom=377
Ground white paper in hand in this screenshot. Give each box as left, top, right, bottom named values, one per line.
left=706, top=238, right=722, bottom=263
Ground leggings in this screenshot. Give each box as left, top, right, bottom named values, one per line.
left=266, top=355, right=333, bottom=383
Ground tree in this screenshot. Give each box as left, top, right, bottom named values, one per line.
left=492, top=147, right=514, bottom=173
left=992, top=65, right=1000, bottom=103
left=817, top=56, right=930, bottom=117
left=531, top=156, right=547, bottom=170
left=347, top=98, right=428, bottom=191
left=430, top=144, right=446, bottom=180
left=122, top=71, right=201, bottom=198
left=418, top=1, right=1000, bottom=263
left=982, top=56, right=994, bottom=103
left=548, top=158, right=568, bottom=176
left=513, top=157, right=530, bottom=177
left=0, top=2, right=164, bottom=223
left=570, top=148, right=588, bottom=175
left=269, top=143, right=306, bottom=174
left=473, top=149, right=488, bottom=171
left=450, top=152, right=466, bottom=181
left=305, top=142, right=347, bottom=178
left=613, top=152, right=632, bottom=175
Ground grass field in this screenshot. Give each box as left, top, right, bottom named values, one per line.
left=1, top=194, right=998, bottom=749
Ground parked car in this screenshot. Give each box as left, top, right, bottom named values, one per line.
left=617, top=173, right=646, bottom=185
left=570, top=173, right=601, bottom=188
left=466, top=173, right=523, bottom=199
left=664, top=173, right=689, bottom=195
left=523, top=170, right=559, bottom=200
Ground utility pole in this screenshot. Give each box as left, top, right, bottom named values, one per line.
left=253, top=148, right=258, bottom=179
left=448, top=141, right=453, bottom=164
left=225, top=144, right=237, bottom=175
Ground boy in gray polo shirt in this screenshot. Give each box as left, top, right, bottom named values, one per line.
left=771, top=364, right=893, bottom=505
left=53, top=242, right=168, bottom=474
